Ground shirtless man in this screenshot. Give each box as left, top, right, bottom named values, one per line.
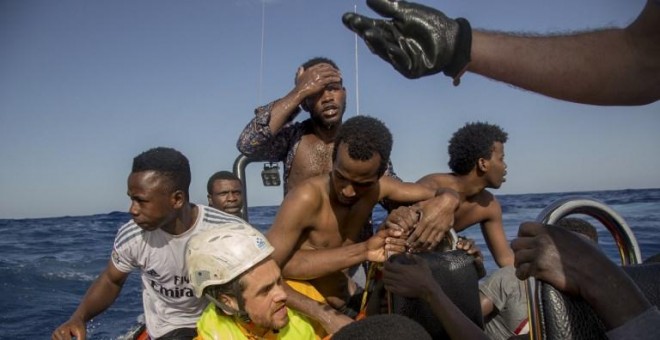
left=237, top=57, right=397, bottom=196
left=416, top=122, right=513, bottom=267
left=266, top=115, right=459, bottom=317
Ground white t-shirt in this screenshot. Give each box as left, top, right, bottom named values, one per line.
left=111, top=204, right=246, bottom=338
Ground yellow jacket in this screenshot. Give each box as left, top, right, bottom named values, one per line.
left=195, top=302, right=324, bottom=340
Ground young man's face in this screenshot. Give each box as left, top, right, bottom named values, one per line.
left=305, top=64, right=346, bottom=129
left=483, top=142, right=507, bottom=189
left=207, top=179, right=243, bottom=216
left=330, top=142, right=381, bottom=206
left=240, top=259, right=289, bottom=330
left=127, top=171, right=178, bottom=231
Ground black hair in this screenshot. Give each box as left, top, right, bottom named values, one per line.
left=556, top=217, right=598, bottom=242
left=448, top=122, right=508, bottom=175
left=295, top=57, right=341, bottom=85
left=206, top=171, right=241, bottom=195
left=131, top=147, right=191, bottom=196
left=300, top=57, right=340, bottom=73
left=333, top=314, right=432, bottom=340
left=332, top=115, right=392, bottom=177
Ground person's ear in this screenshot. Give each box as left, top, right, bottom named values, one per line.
left=207, top=194, right=213, bottom=206
left=478, top=158, right=489, bottom=172
left=218, top=294, right=239, bottom=315
left=171, top=190, right=185, bottom=209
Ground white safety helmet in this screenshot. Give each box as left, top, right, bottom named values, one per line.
left=186, top=222, right=274, bottom=298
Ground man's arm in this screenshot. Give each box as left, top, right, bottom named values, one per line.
left=236, top=63, right=343, bottom=157
left=379, top=176, right=460, bottom=250
left=383, top=254, right=488, bottom=340
left=512, top=222, right=652, bottom=330
left=281, top=227, right=406, bottom=279
left=52, top=260, right=129, bottom=340
left=343, top=0, right=660, bottom=106
left=480, top=199, right=514, bottom=267
left=479, top=292, right=495, bottom=317
left=282, top=282, right=353, bottom=334
left=470, top=0, right=660, bottom=106
left=268, top=63, right=342, bottom=132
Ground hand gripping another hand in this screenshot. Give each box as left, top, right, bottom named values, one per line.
left=342, top=0, right=472, bottom=84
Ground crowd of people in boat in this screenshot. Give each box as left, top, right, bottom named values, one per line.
left=52, top=0, right=659, bottom=339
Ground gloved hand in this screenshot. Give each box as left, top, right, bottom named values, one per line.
left=342, top=0, right=472, bottom=84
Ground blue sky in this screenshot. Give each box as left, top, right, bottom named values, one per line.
left=1, top=0, right=658, bottom=219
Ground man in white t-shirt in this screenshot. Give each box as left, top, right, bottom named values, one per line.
left=52, top=147, right=246, bottom=340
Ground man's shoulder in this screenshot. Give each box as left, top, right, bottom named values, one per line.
left=416, top=172, right=460, bottom=190
left=285, top=177, right=328, bottom=201
left=197, top=205, right=249, bottom=228
left=470, top=189, right=500, bottom=207
left=113, top=220, right=143, bottom=249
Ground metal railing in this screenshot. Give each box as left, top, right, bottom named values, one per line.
left=526, top=197, right=642, bottom=340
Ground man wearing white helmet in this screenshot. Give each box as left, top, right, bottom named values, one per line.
left=187, top=223, right=327, bottom=339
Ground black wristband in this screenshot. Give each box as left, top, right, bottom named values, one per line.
left=443, top=18, right=472, bottom=85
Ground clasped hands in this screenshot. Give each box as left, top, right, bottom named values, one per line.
left=370, top=195, right=456, bottom=262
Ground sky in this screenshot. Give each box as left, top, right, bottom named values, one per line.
left=1, top=0, right=658, bottom=219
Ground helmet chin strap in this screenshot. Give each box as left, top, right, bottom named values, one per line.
left=205, top=293, right=251, bottom=323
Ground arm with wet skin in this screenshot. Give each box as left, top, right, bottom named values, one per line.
left=236, top=63, right=343, bottom=156
left=269, top=63, right=343, bottom=133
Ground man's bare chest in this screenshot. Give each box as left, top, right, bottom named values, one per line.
left=304, top=205, right=369, bottom=249
left=290, top=139, right=334, bottom=180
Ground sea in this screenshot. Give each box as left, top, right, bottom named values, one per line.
left=1, top=188, right=659, bottom=339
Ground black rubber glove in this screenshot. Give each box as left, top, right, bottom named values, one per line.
left=342, top=0, right=471, bottom=84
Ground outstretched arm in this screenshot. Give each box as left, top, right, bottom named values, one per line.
left=343, top=0, right=660, bottom=105
left=470, top=0, right=660, bottom=106
left=52, top=261, right=129, bottom=340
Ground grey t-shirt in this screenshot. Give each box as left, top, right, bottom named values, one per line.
left=479, top=265, right=528, bottom=340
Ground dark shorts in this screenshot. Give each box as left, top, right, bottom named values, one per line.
left=154, top=327, right=197, bottom=340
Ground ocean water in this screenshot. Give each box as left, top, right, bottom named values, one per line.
left=1, top=188, right=659, bottom=339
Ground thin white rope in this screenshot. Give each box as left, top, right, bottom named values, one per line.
left=354, top=4, right=360, bottom=116
left=258, top=1, right=266, bottom=103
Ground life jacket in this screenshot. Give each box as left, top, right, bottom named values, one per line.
left=285, top=279, right=326, bottom=304
left=195, top=302, right=323, bottom=340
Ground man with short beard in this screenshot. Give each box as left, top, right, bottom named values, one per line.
left=187, top=223, right=326, bottom=339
